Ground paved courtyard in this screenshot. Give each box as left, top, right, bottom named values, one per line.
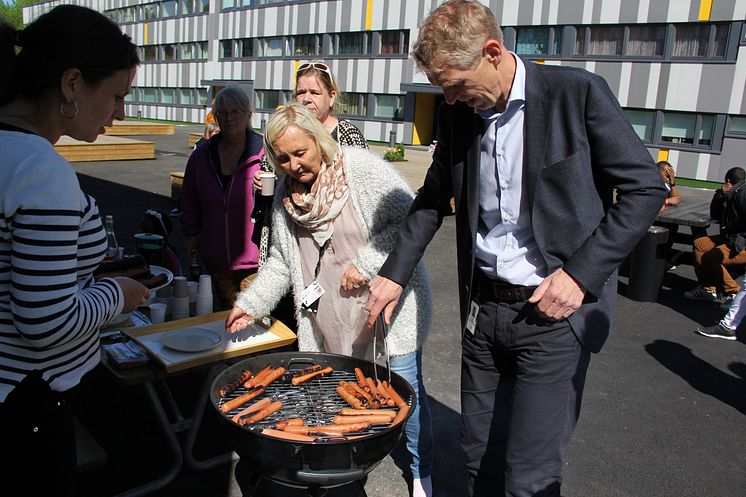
left=67, top=124, right=745, bottom=497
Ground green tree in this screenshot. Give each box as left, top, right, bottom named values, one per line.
left=0, top=0, right=38, bottom=29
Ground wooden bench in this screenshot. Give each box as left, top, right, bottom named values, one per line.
left=74, top=415, right=107, bottom=473
left=170, top=172, right=184, bottom=204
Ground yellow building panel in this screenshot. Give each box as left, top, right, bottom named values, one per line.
left=657, top=149, right=669, bottom=163
left=365, top=0, right=373, bottom=31
left=698, top=0, right=712, bottom=21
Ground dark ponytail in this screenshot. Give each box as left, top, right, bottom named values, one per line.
left=0, top=5, right=140, bottom=106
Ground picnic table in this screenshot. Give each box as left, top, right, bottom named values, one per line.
left=655, top=187, right=714, bottom=229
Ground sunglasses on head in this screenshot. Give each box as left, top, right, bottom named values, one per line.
left=297, top=62, right=333, bottom=80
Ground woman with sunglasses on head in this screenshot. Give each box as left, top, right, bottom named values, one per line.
left=229, top=104, right=434, bottom=497
left=181, top=86, right=264, bottom=309
left=0, top=6, right=148, bottom=495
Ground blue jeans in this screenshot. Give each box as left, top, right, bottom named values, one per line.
left=390, top=351, right=433, bottom=479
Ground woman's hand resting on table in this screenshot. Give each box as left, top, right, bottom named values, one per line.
left=341, top=265, right=366, bottom=292
left=226, top=306, right=255, bottom=333
left=114, top=277, right=150, bottom=313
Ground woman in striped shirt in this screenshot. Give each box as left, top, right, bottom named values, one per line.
left=0, top=6, right=148, bottom=496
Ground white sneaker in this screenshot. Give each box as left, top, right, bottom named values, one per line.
left=412, top=476, right=432, bottom=497
left=683, top=286, right=717, bottom=301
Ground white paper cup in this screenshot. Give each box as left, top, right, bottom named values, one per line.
left=171, top=276, right=188, bottom=298
left=198, top=274, right=212, bottom=297
left=196, top=295, right=213, bottom=316
left=259, top=173, right=277, bottom=196
left=170, top=296, right=190, bottom=321
left=149, top=303, right=167, bottom=324
left=186, top=281, right=198, bottom=304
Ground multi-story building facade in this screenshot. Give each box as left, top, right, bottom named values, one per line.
left=23, top=0, right=746, bottom=182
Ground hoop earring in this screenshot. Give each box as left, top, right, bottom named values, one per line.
left=59, top=99, right=79, bottom=119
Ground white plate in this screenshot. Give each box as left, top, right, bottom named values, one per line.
left=160, top=328, right=223, bottom=353
left=148, top=265, right=174, bottom=293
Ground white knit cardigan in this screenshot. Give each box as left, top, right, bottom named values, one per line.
left=235, top=146, right=431, bottom=357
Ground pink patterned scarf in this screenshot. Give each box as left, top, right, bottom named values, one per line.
left=282, top=149, right=349, bottom=245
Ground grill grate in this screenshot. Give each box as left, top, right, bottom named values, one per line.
left=218, top=362, right=401, bottom=439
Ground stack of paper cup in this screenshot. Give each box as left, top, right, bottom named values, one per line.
left=196, top=274, right=213, bottom=316
left=170, top=276, right=190, bottom=320
left=186, top=281, right=198, bottom=316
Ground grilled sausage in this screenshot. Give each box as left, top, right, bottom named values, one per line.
left=231, top=397, right=271, bottom=424
left=262, top=428, right=315, bottom=442
left=376, top=380, right=395, bottom=407
left=243, top=365, right=274, bottom=389
left=291, top=366, right=333, bottom=385
left=365, top=377, right=387, bottom=404
left=341, top=380, right=377, bottom=408
left=240, top=400, right=283, bottom=425
left=256, top=367, right=286, bottom=388
left=354, top=367, right=367, bottom=389
left=219, top=386, right=266, bottom=413
left=392, top=404, right=410, bottom=426
left=336, top=385, right=363, bottom=409
left=339, top=408, right=396, bottom=420
left=382, top=382, right=406, bottom=408
left=275, top=418, right=305, bottom=430
left=219, top=370, right=251, bottom=397
left=332, top=414, right=392, bottom=425
left=283, top=422, right=371, bottom=436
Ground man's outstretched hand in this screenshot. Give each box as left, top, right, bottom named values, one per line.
left=365, top=276, right=404, bottom=326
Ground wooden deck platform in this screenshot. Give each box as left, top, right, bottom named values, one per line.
left=104, top=121, right=175, bottom=136
left=188, top=132, right=201, bottom=148
left=54, top=135, right=155, bottom=162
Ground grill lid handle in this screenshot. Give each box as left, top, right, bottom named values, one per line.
left=296, top=468, right=366, bottom=486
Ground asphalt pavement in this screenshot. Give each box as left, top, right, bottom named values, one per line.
left=67, top=124, right=745, bottom=497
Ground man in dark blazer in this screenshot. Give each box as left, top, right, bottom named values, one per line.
left=365, top=1, right=667, bottom=496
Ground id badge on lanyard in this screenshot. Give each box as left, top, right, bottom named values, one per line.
left=301, top=239, right=330, bottom=313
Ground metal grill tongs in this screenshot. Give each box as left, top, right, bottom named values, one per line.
left=372, top=315, right=391, bottom=384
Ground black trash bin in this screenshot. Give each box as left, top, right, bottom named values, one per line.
left=627, top=225, right=669, bottom=302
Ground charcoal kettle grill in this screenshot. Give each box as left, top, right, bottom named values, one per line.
left=209, top=350, right=416, bottom=496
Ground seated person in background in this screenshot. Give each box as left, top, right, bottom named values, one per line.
left=139, top=209, right=182, bottom=276
left=655, top=160, right=681, bottom=259
left=684, top=167, right=746, bottom=302
left=659, top=160, right=681, bottom=207
left=696, top=283, right=745, bottom=341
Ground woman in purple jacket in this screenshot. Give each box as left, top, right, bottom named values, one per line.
left=181, top=86, right=264, bottom=308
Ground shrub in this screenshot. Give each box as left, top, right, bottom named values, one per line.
left=383, top=143, right=405, bottom=161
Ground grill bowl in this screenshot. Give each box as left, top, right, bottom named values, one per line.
left=210, top=351, right=415, bottom=489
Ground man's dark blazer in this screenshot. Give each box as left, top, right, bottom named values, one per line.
left=379, top=58, right=667, bottom=353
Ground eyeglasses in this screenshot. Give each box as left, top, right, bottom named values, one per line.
left=297, top=62, right=333, bottom=81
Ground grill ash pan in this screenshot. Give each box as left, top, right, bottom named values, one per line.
left=209, top=351, right=415, bottom=489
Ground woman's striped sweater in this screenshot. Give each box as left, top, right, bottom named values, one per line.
left=0, top=130, right=124, bottom=402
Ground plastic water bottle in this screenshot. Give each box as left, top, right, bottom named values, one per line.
left=104, top=215, right=119, bottom=261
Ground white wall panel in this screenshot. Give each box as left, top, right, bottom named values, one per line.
left=695, top=150, right=711, bottom=180
left=599, top=0, right=621, bottom=23
left=582, top=0, right=594, bottom=24
left=644, top=63, right=661, bottom=109
left=729, top=48, right=746, bottom=113
left=665, top=64, right=703, bottom=112
left=616, top=62, right=631, bottom=106
left=547, top=0, right=560, bottom=24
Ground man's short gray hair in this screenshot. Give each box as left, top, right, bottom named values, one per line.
left=412, top=0, right=503, bottom=77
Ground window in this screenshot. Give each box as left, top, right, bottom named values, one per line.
left=220, top=40, right=235, bottom=59
left=292, top=35, right=319, bottom=56
left=380, top=31, right=408, bottom=55
left=179, top=0, right=195, bottom=15
left=661, top=112, right=716, bottom=148
left=121, top=6, right=136, bottom=22
left=161, top=0, right=177, bottom=17
left=143, top=46, right=158, bottom=62
left=180, top=89, right=196, bottom=105
left=260, top=38, right=285, bottom=57
left=182, top=43, right=195, bottom=60
left=625, top=109, right=655, bottom=143
left=255, top=90, right=282, bottom=110
left=142, top=4, right=158, bottom=20
left=163, top=44, right=177, bottom=61
left=338, top=93, right=367, bottom=116
left=105, top=10, right=120, bottom=23
left=222, top=0, right=236, bottom=8
left=142, top=88, right=158, bottom=103
left=196, top=0, right=209, bottom=13
left=124, top=92, right=134, bottom=103
left=587, top=26, right=624, bottom=55
left=240, top=38, right=254, bottom=58
left=161, top=88, right=176, bottom=104
left=626, top=25, right=665, bottom=56
left=197, top=89, right=208, bottom=106
left=336, top=33, right=370, bottom=55
left=728, top=116, right=746, bottom=134
left=197, top=41, right=209, bottom=59
left=673, top=23, right=728, bottom=58
left=516, top=28, right=547, bottom=55
left=698, top=115, right=714, bottom=146
left=374, top=94, right=403, bottom=120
